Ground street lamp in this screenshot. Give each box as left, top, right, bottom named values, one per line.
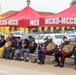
left=27, top=0, right=31, bottom=6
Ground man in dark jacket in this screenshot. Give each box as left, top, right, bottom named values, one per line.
left=0, top=35, right=6, bottom=47
left=25, top=37, right=37, bottom=62
left=12, top=37, right=22, bottom=60
left=10, top=37, right=16, bottom=59
left=18, top=39, right=29, bottom=60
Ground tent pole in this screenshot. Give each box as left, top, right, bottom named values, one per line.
left=61, top=27, right=63, bottom=46
left=22, top=28, right=24, bottom=32
left=29, top=28, right=32, bottom=34
left=37, top=26, right=39, bottom=61
left=38, top=27, right=39, bottom=44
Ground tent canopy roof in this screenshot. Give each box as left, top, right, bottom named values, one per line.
left=40, top=4, right=76, bottom=27
left=0, top=6, right=45, bottom=28
left=2, top=6, right=44, bottom=20
left=47, top=4, right=76, bottom=18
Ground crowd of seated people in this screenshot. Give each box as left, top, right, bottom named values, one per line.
left=0, top=34, right=37, bottom=61
left=37, top=36, right=76, bottom=69
left=0, top=34, right=76, bottom=70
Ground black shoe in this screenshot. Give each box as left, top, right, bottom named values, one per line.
left=38, top=62, right=41, bottom=64
left=18, top=58, right=23, bottom=61
left=18, top=57, right=23, bottom=61
left=14, top=57, right=18, bottom=60
left=54, top=64, right=60, bottom=67
left=60, top=65, right=64, bottom=68
left=39, top=62, right=44, bottom=65
left=5, top=57, right=10, bottom=59
left=1, top=56, right=5, bottom=59
left=25, top=59, right=29, bottom=62
left=74, top=68, right=76, bottom=70
left=10, top=58, right=13, bottom=60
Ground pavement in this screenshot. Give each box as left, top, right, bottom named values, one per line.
left=0, top=59, right=76, bottom=75
left=0, top=64, right=55, bottom=75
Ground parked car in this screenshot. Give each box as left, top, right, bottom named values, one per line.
left=21, top=33, right=37, bottom=41
left=50, top=33, right=70, bottom=46
left=0, top=33, right=5, bottom=37
left=35, top=34, right=53, bottom=44
left=0, top=33, right=5, bottom=39
left=66, top=34, right=76, bottom=42
left=35, top=33, right=69, bottom=46
left=12, top=31, right=26, bottom=38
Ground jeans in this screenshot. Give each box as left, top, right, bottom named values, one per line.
left=38, top=50, right=46, bottom=61
left=20, top=48, right=26, bottom=57
left=20, top=49, right=31, bottom=59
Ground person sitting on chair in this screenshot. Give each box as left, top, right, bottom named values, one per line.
left=1, top=37, right=12, bottom=59
left=54, top=39, right=74, bottom=67
left=9, top=37, right=17, bottom=60
left=38, top=37, right=56, bottom=65
left=14, top=37, right=22, bottom=60
left=24, top=37, right=37, bottom=62
left=18, top=39, right=29, bottom=61
left=59, top=36, right=67, bottom=49
left=0, top=35, right=6, bottom=57
left=54, top=36, right=67, bottom=62
left=0, top=35, right=6, bottom=48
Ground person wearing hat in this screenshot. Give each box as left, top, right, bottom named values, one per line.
left=54, top=36, right=67, bottom=62
left=59, top=36, right=67, bottom=49
left=38, top=36, right=56, bottom=65
left=12, top=36, right=22, bottom=60
left=24, top=37, right=37, bottom=62
left=54, top=38, right=74, bottom=67
left=17, top=39, right=29, bottom=61
left=1, top=37, right=12, bottom=59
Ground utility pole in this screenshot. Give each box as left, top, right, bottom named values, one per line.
left=27, top=0, right=31, bottom=6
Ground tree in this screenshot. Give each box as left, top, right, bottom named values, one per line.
left=67, top=27, right=74, bottom=31
left=70, top=0, right=76, bottom=6
left=33, top=28, right=38, bottom=32
left=53, top=28, right=62, bottom=33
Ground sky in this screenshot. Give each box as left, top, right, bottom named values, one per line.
left=0, top=0, right=72, bottom=14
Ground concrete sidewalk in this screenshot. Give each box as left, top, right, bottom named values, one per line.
left=0, top=59, right=76, bottom=75
left=0, top=64, right=55, bottom=75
